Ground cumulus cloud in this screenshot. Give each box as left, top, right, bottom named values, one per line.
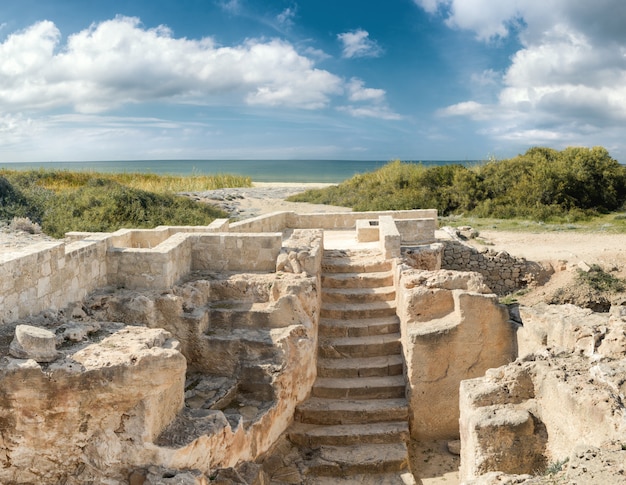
left=418, top=0, right=626, bottom=155
left=0, top=16, right=343, bottom=113
left=338, top=29, right=383, bottom=59
left=346, top=78, right=386, bottom=103
left=340, top=78, right=401, bottom=120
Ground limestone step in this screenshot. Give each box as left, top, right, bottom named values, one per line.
left=317, top=354, right=404, bottom=378
left=320, top=301, right=396, bottom=320
left=312, top=375, right=406, bottom=399
left=322, top=286, right=396, bottom=304
left=322, top=258, right=392, bottom=274
left=318, top=334, right=402, bottom=359
left=321, top=271, right=394, bottom=289
left=319, top=316, right=400, bottom=338
left=305, top=442, right=409, bottom=476
left=295, top=397, right=408, bottom=425
left=288, top=421, right=409, bottom=447
left=308, top=471, right=416, bottom=485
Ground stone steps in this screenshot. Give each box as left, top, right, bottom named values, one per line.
left=295, top=397, right=408, bottom=425
left=278, top=248, right=412, bottom=482
left=320, top=301, right=397, bottom=320
left=288, top=421, right=409, bottom=447
left=308, top=472, right=416, bottom=484
left=322, top=254, right=392, bottom=274
left=318, top=334, right=402, bottom=359
left=321, top=271, right=394, bottom=289
left=305, top=442, right=409, bottom=476
left=317, top=354, right=404, bottom=378
left=319, top=316, right=400, bottom=338
left=311, top=375, right=406, bottom=400
left=321, top=286, right=396, bottom=304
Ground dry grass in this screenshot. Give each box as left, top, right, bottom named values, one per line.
left=0, top=169, right=252, bottom=194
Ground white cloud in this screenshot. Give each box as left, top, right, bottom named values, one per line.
left=338, top=29, right=383, bottom=59
left=217, top=0, right=242, bottom=15
left=0, top=16, right=343, bottom=113
left=340, top=78, right=402, bottom=120
left=417, top=0, right=626, bottom=156
left=470, top=69, right=501, bottom=87
left=276, top=7, right=296, bottom=28
left=338, top=105, right=403, bottom=121
left=346, top=78, right=386, bottom=103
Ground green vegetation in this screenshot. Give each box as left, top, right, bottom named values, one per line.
left=289, top=146, right=626, bottom=224
left=576, top=264, right=626, bottom=293
left=0, top=169, right=251, bottom=237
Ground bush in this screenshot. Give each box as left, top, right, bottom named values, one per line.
left=42, top=180, right=226, bottom=238
left=290, top=146, right=626, bottom=222
left=0, top=176, right=44, bottom=222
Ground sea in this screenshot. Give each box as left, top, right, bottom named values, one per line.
left=0, top=159, right=480, bottom=183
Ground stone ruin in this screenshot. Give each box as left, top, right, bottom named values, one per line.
left=0, top=208, right=624, bottom=484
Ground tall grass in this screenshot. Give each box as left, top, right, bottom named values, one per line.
left=0, top=169, right=252, bottom=193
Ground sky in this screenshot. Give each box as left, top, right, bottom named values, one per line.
left=0, top=0, right=626, bottom=162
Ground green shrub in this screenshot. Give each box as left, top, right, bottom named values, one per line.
left=41, top=180, right=226, bottom=238
left=577, top=265, right=625, bottom=293
left=290, top=146, right=626, bottom=222
left=0, top=176, right=46, bottom=222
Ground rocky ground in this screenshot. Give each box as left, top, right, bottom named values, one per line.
left=179, top=182, right=351, bottom=220
left=463, top=229, right=626, bottom=309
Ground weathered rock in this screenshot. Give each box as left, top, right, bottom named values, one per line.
left=398, top=269, right=516, bottom=440
left=9, top=324, right=59, bottom=362
left=0, top=325, right=186, bottom=484
left=459, top=318, right=626, bottom=483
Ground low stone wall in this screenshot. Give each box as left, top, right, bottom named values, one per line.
left=190, top=233, right=283, bottom=273
left=442, top=240, right=547, bottom=295
left=231, top=209, right=438, bottom=232
left=0, top=239, right=108, bottom=324
left=397, top=269, right=516, bottom=440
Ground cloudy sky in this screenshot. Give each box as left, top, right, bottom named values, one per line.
left=0, top=0, right=625, bottom=162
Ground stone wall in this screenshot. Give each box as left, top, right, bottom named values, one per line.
left=229, top=209, right=438, bottom=233
left=442, top=240, right=549, bottom=295
left=0, top=238, right=108, bottom=324
left=397, top=269, right=516, bottom=440
left=2, top=211, right=437, bottom=325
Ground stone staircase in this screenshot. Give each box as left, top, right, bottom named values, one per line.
left=286, top=249, right=414, bottom=484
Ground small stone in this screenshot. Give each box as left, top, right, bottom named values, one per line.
left=9, top=325, right=59, bottom=362
left=578, top=261, right=592, bottom=273
left=447, top=439, right=461, bottom=455
left=70, top=305, right=87, bottom=319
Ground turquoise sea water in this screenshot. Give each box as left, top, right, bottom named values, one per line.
left=0, top=159, right=480, bottom=183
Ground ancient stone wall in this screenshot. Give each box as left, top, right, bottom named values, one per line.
left=1, top=211, right=435, bottom=325
left=230, top=209, right=438, bottom=232
left=442, top=240, right=547, bottom=295
left=396, top=269, right=516, bottom=440
left=0, top=238, right=108, bottom=324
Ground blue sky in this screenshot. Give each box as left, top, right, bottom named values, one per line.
left=0, top=0, right=625, bottom=162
